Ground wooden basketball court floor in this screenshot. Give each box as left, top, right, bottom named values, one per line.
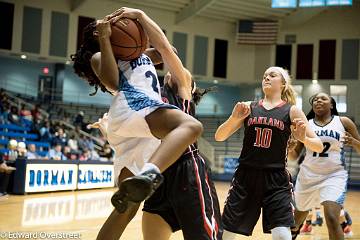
left=0, top=182, right=359, bottom=240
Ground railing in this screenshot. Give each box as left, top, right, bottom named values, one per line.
left=58, top=120, right=104, bottom=151
left=1, top=80, right=111, bottom=107
left=6, top=92, right=49, bottom=119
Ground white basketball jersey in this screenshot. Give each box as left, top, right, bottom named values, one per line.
left=302, top=116, right=346, bottom=174
left=117, top=53, right=162, bottom=102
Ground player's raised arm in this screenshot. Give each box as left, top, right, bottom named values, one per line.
left=110, top=7, right=192, bottom=100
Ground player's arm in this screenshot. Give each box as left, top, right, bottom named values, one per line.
left=290, top=106, right=323, bottom=153
left=215, top=102, right=251, bottom=141
left=288, top=141, right=304, bottom=161
left=144, top=48, right=163, bottom=65
left=110, top=8, right=192, bottom=100
left=145, top=46, right=178, bottom=65
left=87, top=113, right=109, bottom=139
left=90, top=18, right=119, bottom=92
left=341, top=116, right=360, bottom=154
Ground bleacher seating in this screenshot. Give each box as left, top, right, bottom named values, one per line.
left=0, top=124, right=31, bottom=132
left=0, top=123, right=50, bottom=157
left=0, top=131, right=38, bottom=140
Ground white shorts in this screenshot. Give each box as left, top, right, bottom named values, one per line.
left=112, top=137, right=161, bottom=185
left=107, top=91, right=177, bottom=138
left=107, top=91, right=176, bottom=184
left=294, top=166, right=348, bottom=211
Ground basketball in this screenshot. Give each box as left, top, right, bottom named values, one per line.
left=110, top=18, right=148, bottom=61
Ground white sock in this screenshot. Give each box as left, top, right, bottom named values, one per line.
left=223, top=230, right=237, bottom=240
left=271, top=227, right=291, bottom=240
left=139, top=163, right=160, bottom=175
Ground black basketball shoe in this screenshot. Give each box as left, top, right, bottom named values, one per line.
left=111, top=169, right=164, bottom=213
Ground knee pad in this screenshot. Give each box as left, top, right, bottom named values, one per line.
left=271, top=227, right=291, bottom=240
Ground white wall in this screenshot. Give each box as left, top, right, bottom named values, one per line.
left=279, top=4, right=360, bottom=80
left=2, top=0, right=359, bottom=85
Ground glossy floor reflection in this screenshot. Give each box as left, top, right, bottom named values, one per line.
left=0, top=183, right=359, bottom=239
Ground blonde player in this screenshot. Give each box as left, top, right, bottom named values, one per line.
left=216, top=67, right=322, bottom=240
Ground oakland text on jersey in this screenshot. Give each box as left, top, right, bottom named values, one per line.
left=129, top=55, right=152, bottom=70
left=247, top=116, right=284, bottom=130
left=314, top=129, right=341, bottom=141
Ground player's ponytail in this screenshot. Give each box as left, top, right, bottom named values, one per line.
left=281, top=82, right=297, bottom=106
left=191, top=81, right=217, bottom=105
left=272, top=67, right=297, bottom=105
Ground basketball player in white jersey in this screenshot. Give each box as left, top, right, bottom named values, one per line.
left=71, top=7, right=204, bottom=214
left=289, top=92, right=360, bottom=240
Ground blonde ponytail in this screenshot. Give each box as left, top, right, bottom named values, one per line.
left=271, top=66, right=297, bottom=105
left=281, top=81, right=297, bottom=105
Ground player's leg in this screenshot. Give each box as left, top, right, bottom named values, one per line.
left=172, top=153, right=222, bottom=240
left=323, top=201, right=343, bottom=240
left=114, top=108, right=203, bottom=211
left=271, top=227, right=292, bottom=240
left=340, top=209, right=353, bottom=237
left=145, top=108, right=203, bottom=172
left=291, top=209, right=310, bottom=239
left=262, top=170, right=294, bottom=240
left=142, top=212, right=172, bottom=240
left=222, top=167, right=262, bottom=237
left=97, top=168, right=139, bottom=240
left=300, top=210, right=312, bottom=234
left=312, top=207, right=323, bottom=226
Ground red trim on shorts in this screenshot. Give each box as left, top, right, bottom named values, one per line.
left=190, top=147, right=214, bottom=239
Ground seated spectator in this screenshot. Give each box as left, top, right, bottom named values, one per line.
left=47, top=144, right=67, bottom=161
left=52, top=128, right=68, bottom=147
left=39, top=121, right=52, bottom=142
left=0, top=103, right=10, bottom=124
left=78, top=135, right=94, bottom=151
left=8, top=106, right=21, bottom=126
left=31, top=104, right=42, bottom=122
left=91, top=149, right=100, bottom=161
left=0, top=152, right=16, bottom=198
left=17, top=142, right=27, bottom=157
left=74, top=111, right=85, bottom=128
left=99, top=142, right=114, bottom=161
left=63, top=146, right=78, bottom=160
left=67, top=133, right=79, bottom=153
left=26, top=144, right=41, bottom=160
left=19, top=104, right=32, bottom=121
left=6, top=139, right=18, bottom=162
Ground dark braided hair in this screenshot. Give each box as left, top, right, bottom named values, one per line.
left=70, top=21, right=111, bottom=96
left=306, top=92, right=339, bottom=120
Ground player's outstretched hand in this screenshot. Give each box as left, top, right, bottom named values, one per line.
left=343, top=131, right=360, bottom=147
left=231, top=102, right=251, bottom=120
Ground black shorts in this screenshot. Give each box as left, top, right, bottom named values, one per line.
left=143, top=150, right=223, bottom=240
left=222, top=166, right=294, bottom=236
